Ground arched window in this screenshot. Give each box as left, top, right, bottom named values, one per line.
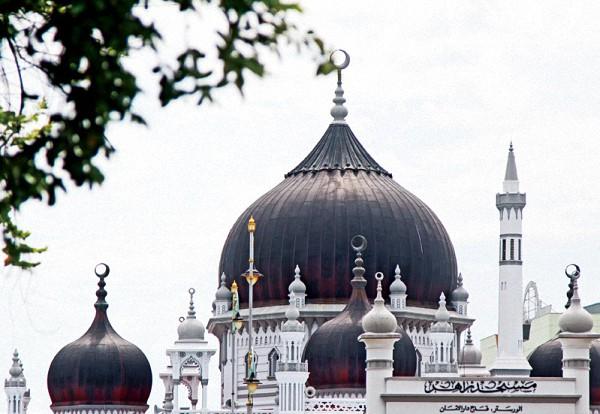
left=268, top=348, right=279, bottom=379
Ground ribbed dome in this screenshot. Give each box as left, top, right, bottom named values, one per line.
left=219, top=123, right=457, bottom=307
left=528, top=338, right=600, bottom=405
left=302, top=246, right=415, bottom=389
left=47, top=266, right=152, bottom=408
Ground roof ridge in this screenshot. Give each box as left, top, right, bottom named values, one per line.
left=285, top=123, right=392, bottom=178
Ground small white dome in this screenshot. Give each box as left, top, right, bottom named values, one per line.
left=451, top=273, right=469, bottom=302
left=459, top=330, right=482, bottom=365
left=282, top=295, right=303, bottom=333
left=389, top=265, right=407, bottom=294
left=362, top=273, right=398, bottom=334
left=288, top=265, right=307, bottom=295
left=215, top=272, right=232, bottom=301
left=559, top=268, right=593, bottom=334
left=178, top=288, right=206, bottom=341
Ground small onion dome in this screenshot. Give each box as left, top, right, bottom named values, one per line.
left=282, top=295, right=303, bottom=333
left=430, top=292, right=453, bottom=333
left=559, top=266, right=593, bottom=334
left=215, top=273, right=232, bottom=301
left=459, top=329, right=482, bottom=366
left=451, top=273, right=469, bottom=302
left=303, top=236, right=416, bottom=389
left=528, top=338, right=600, bottom=405
left=9, top=349, right=23, bottom=378
left=288, top=265, right=307, bottom=296
left=178, top=288, right=205, bottom=341
left=47, top=264, right=152, bottom=408
left=389, top=265, right=407, bottom=295
left=362, top=272, right=397, bottom=334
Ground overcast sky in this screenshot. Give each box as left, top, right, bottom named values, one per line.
left=3, top=1, right=600, bottom=412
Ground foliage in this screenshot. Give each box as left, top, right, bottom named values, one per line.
left=0, top=0, right=331, bottom=268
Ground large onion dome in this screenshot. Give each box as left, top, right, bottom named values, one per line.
left=47, top=264, right=152, bottom=411
left=219, top=71, right=457, bottom=308
left=302, top=238, right=415, bottom=390
left=528, top=338, right=600, bottom=405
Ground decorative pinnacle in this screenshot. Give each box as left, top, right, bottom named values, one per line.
left=374, top=272, right=384, bottom=303
left=187, top=287, right=197, bottom=319
left=457, top=272, right=463, bottom=286
left=231, top=280, right=238, bottom=293
left=220, top=272, right=227, bottom=287
left=509, top=141, right=513, bottom=152
left=94, top=263, right=110, bottom=310
left=248, top=215, right=256, bottom=233
left=294, top=264, right=301, bottom=279
left=465, top=328, right=473, bottom=345
left=395, top=264, right=401, bottom=278
left=329, top=49, right=350, bottom=124
left=9, top=349, right=22, bottom=378
left=565, top=264, right=581, bottom=305
left=350, top=235, right=367, bottom=286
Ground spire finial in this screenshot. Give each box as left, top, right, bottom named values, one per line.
left=220, top=272, right=227, bottom=287
left=509, top=141, right=513, bottom=151
left=294, top=264, right=301, bottom=279
left=9, top=349, right=22, bottom=378
left=94, top=263, right=110, bottom=310
left=248, top=215, right=256, bottom=233
left=395, top=264, right=401, bottom=279
left=466, top=328, right=473, bottom=344
left=329, top=49, right=350, bottom=124
left=350, top=234, right=367, bottom=287
left=457, top=272, right=463, bottom=286
left=187, top=287, right=197, bottom=319
left=374, top=272, right=384, bottom=303
left=559, top=264, right=594, bottom=333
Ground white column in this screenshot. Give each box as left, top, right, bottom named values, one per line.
left=359, top=334, right=400, bottom=414
left=559, top=333, right=600, bottom=414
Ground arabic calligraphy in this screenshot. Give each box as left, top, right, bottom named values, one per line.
left=424, top=380, right=537, bottom=394
left=439, top=405, right=523, bottom=413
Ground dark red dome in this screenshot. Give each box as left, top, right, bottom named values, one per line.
left=528, top=338, right=600, bottom=405
left=47, top=267, right=152, bottom=408
left=219, top=123, right=457, bottom=307
left=302, top=251, right=416, bottom=389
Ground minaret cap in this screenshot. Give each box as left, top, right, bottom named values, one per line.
left=248, top=215, right=256, bottom=233
left=451, top=272, right=469, bottom=302
left=390, top=264, right=407, bottom=294
left=215, top=272, right=232, bottom=301
left=362, top=272, right=398, bottom=334
left=178, top=288, right=206, bottom=341
left=504, top=142, right=519, bottom=181
left=288, top=264, right=307, bottom=295
left=8, top=349, right=22, bottom=378
left=559, top=264, right=593, bottom=333
left=430, top=292, right=453, bottom=333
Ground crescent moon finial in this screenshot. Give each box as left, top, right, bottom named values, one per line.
left=330, top=49, right=350, bottom=124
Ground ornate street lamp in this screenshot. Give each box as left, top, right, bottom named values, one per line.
left=230, top=281, right=244, bottom=413
left=242, top=216, right=263, bottom=414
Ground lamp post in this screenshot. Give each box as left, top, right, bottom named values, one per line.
left=231, top=281, right=244, bottom=413
left=243, top=216, right=262, bottom=414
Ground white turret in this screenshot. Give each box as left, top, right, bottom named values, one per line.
left=389, top=264, right=407, bottom=310
left=275, top=294, right=308, bottom=414
left=160, top=288, right=216, bottom=413
left=4, top=350, right=30, bottom=414
left=288, top=265, right=306, bottom=308
left=458, top=329, right=489, bottom=377
left=359, top=272, right=400, bottom=414
left=558, top=265, right=600, bottom=414
left=490, top=143, right=531, bottom=376
left=424, top=293, right=457, bottom=376
left=213, top=272, right=232, bottom=315
left=451, top=273, right=469, bottom=316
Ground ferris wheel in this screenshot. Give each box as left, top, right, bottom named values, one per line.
left=523, top=281, right=541, bottom=322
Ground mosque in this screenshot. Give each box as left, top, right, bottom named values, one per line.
left=4, top=51, right=600, bottom=414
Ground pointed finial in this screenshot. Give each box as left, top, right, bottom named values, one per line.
left=248, top=215, right=256, bottom=233
left=295, top=264, right=301, bottom=278
left=458, top=273, right=463, bottom=286
left=509, top=141, right=513, bottom=152
left=9, top=349, right=22, bottom=378
left=187, top=287, right=197, bottom=319
left=374, top=272, right=384, bottom=303
left=390, top=263, right=407, bottom=295
left=350, top=235, right=367, bottom=286
left=231, top=280, right=238, bottom=293
left=329, top=49, right=350, bottom=124
left=94, top=263, right=110, bottom=310
left=440, top=292, right=446, bottom=303
left=466, top=328, right=473, bottom=344
left=220, top=272, right=227, bottom=287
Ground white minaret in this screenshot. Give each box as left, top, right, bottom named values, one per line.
left=275, top=294, right=309, bottom=414
left=359, top=272, right=400, bottom=414
left=490, top=143, right=531, bottom=376
left=288, top=265, right=307, bottom=308
left=4, top=350, right=30, bottom=414
left=213, top=272, right=232, bottom=316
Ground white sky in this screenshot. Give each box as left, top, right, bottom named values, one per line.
left=3, top=1, right=600, bottom=412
